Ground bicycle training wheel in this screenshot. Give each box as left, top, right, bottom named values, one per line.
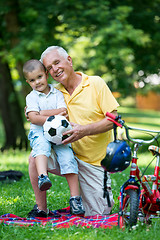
left=118, top=189, right=139, bottom=229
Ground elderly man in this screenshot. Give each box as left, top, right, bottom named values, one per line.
left=27, top=46, right=119, bottom=217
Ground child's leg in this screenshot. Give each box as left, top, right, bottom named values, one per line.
left=35, top=155, right=52, bottom=191
left=52, top=144, right=78, bottom=176
left=52, top=144, right=79, bottom=196
left=64, top=173, right=79, bottom=197
left=52, top=144, right=85, bottom=214
left=35, top=155, right=48, bottom=176
left=28, top=130, right=52, bottom=191
left=65, top=173, right=85, bottom=215
left=36, top=156, right=52, bottom=191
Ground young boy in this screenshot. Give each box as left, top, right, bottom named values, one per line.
left=23, top=59, right=85, bottom=215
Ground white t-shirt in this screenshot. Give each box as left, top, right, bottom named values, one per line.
left=26, top=84, right=67, bottom=131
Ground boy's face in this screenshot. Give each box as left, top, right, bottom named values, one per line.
left=26, top=68, right=49, bottom=94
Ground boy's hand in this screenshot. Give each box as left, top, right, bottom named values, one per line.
left=59, top=109, right=69, bottom=120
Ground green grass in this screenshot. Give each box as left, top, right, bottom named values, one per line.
left=119, top=106, right=160, bottom=129
left=0, top=106, right=160, bottom=239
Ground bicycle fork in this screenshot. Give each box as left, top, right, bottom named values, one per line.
left=119, top=143, right=141, bottom=212
left=119, top=178, right=141, bottom=214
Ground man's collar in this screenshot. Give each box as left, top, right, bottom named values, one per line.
left=55, top=72, right=89, bottom=92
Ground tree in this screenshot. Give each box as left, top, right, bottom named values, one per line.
left=55, top=0, right=160, bottom=95
left=0, top=0, right=160, bottom=149
left=0, top=0, right=29, bottom=150
left=59, top=0, right=159, bottom=95
left=0, top=57, right=28, bottom=150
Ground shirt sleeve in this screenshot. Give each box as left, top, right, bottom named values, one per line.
left=96, top=77, right=119, bottom=115
left=55, top=89, right=67, bottom=109
left=26, top=92, right=40, bottom=114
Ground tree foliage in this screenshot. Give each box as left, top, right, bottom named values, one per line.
left=0, top=0, right=160, bottom=149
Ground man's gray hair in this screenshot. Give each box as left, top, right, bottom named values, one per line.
left=40, top=46, right=68, bottom=63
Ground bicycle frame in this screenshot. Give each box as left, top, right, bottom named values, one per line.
left=139, top=151, right=160, bottom=215
left=106, top=112, right=160, bottom=227
left=119, top=144, right=141, bottom=215
left=119, top=143, right=160, bottom=216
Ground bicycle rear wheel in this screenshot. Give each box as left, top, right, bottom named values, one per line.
left=118, top=189, right=139, bottom=229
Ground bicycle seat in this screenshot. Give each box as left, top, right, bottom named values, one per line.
left=148, top=145, right=160, bottom=155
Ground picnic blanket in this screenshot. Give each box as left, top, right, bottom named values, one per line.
left=0, top=207, right=118, bottom=228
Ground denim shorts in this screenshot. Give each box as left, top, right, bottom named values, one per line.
left=28, top=130, right=78, bottom=175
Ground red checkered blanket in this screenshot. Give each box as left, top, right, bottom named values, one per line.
left=0, top=207, right=118, bottom=228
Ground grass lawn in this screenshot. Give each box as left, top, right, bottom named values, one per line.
left=0, top=106, right=160, bottom=239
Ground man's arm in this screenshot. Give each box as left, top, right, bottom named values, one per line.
left=62, top=110, right=118, bottom=144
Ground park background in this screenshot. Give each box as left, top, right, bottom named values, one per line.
left=0, top=0, right=160, bottom=239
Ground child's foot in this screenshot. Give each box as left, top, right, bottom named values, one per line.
left=69, top=196, right=85, bottom=215
left=38, top=174, right=52, bottom=191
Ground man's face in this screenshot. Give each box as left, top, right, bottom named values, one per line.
left=43, top=50, right=73, bottom=86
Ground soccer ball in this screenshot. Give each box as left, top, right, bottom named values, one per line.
left=43, top=115, right=72, bottom=145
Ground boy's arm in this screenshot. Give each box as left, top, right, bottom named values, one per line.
left=28, top=108, right=68, bottom=126
left=40, top=107, right=67, bottom=116
left=27, top=111, right=48, bottom=126
left=40, top=107, right=68, bottom=119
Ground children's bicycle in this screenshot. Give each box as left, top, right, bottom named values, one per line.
left=105, top=112, right=160, bottom=229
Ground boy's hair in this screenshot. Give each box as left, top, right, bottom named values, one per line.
left=23, top=59, right=46, bottom=79
left=40, top=46, right=68, bottom=63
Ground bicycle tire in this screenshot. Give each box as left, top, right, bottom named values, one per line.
left=118, top=189, right=139, bottom=229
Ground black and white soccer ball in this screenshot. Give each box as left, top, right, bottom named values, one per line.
left=43, top=115, right=72, bottom=145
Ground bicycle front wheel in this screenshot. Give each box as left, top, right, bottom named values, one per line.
left=118, top=189, right=139, bottom=229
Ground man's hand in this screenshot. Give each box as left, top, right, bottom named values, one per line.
left=62, top=123, right=86, bottom=144
left=61, top=110, right=118, bottom=145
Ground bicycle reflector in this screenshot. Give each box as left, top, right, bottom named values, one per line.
left=101, top=140, right=131, bottom=173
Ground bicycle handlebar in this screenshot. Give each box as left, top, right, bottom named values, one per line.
left=106, top=112, right=160, bottom=145
left=106, top=112, right=123, bottom=127
left=106, top=112, right=117, bottom=120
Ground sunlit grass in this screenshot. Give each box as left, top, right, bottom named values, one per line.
left=0, top=150, right=160, bottom=240
left=0, top=149, right=29, bottom=171
left=0, top=106, right=160, bottom=239
left=119, top=106, right=160, bottom=129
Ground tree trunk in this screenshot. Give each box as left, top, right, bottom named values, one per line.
left=0, top=57, right=28, bottom=150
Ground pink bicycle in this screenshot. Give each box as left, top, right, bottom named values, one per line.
left=103, top=112, right=160, bottom=229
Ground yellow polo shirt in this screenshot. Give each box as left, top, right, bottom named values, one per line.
left=55, top=72, right=119, bottom=166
